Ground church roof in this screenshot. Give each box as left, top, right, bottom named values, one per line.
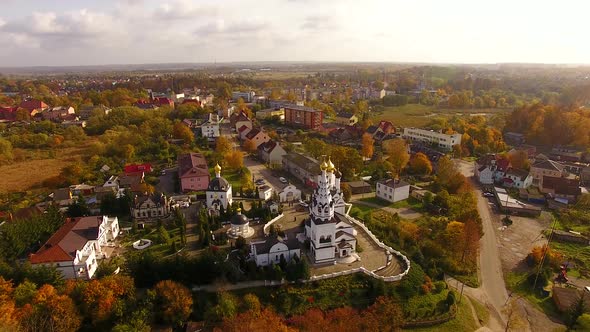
left=208, top=177, right=230, bottom=191
left=231, top=212, right=249, bottom=225
left=253, top=235, right=299, bottom=254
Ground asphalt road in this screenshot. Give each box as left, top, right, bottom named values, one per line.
left=456, top=159, right=509, bottom=328
left=244, top=157, right=287, bottom=193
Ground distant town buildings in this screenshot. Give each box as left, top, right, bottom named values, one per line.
left=283, top=104, right=323, bottom=130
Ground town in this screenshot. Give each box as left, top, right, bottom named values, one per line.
left=1, top=2, right=590, bottom=331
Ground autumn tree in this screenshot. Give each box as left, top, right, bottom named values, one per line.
left=0, top=277, right=19, bottom=331
left=363, top=296, right=404, bottom=331
left=435, top=156, right=466, bottom=194
left=383, top=139, right=410, bottom=177
left=408, top=152, right=432, bottom=175
left=226, top=150, right=244, bottom=170
left=216, top=308, right=294, bottom=332
left=153, top=280, right=193, bottom=327
left=19, top=284, right=81, bottom=332
left=172, top=122, right=195, bottom=144
left=243, top=139, right=257, bottom=154
left=508, top=149, right=530, bottom=170
left=340, top=183, right=352, bottom=202
left=216, top=136, right=233, bottom=156
left=361, top=133, right=374, bottom=159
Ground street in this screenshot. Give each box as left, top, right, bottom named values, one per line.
left=244, top=156, right=287, bottom=193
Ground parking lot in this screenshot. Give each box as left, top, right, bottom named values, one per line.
left=244, top=157, right=287, bottom=193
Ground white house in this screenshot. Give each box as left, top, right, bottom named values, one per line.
left=403, top=127, right=462, bottom=150
left=232, top=91, right=255, bottom=102
left=279, top=185, right=302, bottom=203
left=476, top=165, right=495, bottom=185
left=501, top=168, right=533, bottom=189
left=200, top=113, right=222, bottom=139
left=30, top=216, right=119, bottom=280
left=257, top=140, right=287, bottom=166
left=206, top=164, right=232, bottom=214
left=251, top=236, right=300, bottom=267
left=376, top=179, right=410, bottom=203
left=304, top=159, right=357, bottom=264
left=258, top=185, right=273, bottom=201
left=132, top=193, right=170, bottom=220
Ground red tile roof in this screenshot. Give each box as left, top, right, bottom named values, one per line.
left=178, top=152, right=209, bottom=178
left=124, top=163, right=153, bottom=175
left=30, top=216, right=103, bottom=264
left=19, top=99, right=48, bottom=111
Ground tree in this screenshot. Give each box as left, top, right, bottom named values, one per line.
left=575, top=313, right=590, bottom=331
left=66, top=198, right=91, bottom=217
left=226, top=150, right=244, bottom=170
left=216, top=136, right=233, bottom=156
left=508, top=150, right=530, bottom=170
left=206, top=292, right=238, bottom=323
left=242, top=293, right=261, bottom=314
left=153, top=280, right=193, bottom=327
left=0, top=277, right=19, bottom=331
left=19, top=284, right=81, bottom=332
left=340, top=183, right=352, bottom=202
left=0, top=138, right=14, bottom=164
left=363, top=296, right=404, bottom=331
left=383, top=139, right=410, bottom=177
left=408, top=152, right=432, bottom=175
left=243, top=139, right=257, bottom=154
left=361, top=133, right=374, bottom=159
left=435, top=156, right=466, bottom=193
left=172, top=122, right=194, bottom=144
left=215, top=308, right=294, bottom=332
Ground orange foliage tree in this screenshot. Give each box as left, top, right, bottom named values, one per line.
left=0, top=277, right=19, bottom=331
left=408, top=152, right=433, bottom=175
left=19, top=284, right=81, bottom=332
left=153, top=280, right=193, bottom=327
left=361, top=133, right=375, bottom=159
left=216, top=308, right=295, bottom=332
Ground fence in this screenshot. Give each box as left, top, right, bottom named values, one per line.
left=263, top=213, right=285, bottom=235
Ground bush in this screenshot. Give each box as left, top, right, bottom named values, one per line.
left=433, top=281, right=447, bottom=294
left=446, top=291, right=456, bottom=307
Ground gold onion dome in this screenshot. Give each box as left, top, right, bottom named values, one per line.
left=320, top=160, right=328, bottom=171
left=214, top=163, right=222, bottom=173
left=327, top=157, right=335, bottom=172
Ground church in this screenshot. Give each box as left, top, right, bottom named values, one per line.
left=304, top=158, right=357, bottom=264
left=206, top=163, right=232, bottom=214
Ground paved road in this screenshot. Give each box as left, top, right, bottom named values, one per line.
left=244, top=157, right=286, bottom=193
left=455, top=159, right=509, bottom=330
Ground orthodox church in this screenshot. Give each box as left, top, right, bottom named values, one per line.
left=304, top=158, right=357, bottom=264
left=206, top=163, right=232, bottom=214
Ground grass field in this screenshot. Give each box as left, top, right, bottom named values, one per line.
left=405, top=293, right=478, bottom=332
left=371, top=104, right=511, bottom=128
left=0, top=144, right=90, bottom=193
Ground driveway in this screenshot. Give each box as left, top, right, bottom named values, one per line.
left=156, top=167, right=178, bottom=194
left=244, top=157, right=286, bottom=193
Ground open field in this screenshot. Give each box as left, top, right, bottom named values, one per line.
left=0, top=144, right=91, bottom=193
left=371, top=104, right=511, bottom=127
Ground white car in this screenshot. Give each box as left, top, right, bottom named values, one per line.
left=279, top=177, right=288, bottom=184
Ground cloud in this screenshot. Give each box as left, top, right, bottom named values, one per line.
left=157, top=1, right=219, bottom=20
left=301, top=15, right=338, bottom=31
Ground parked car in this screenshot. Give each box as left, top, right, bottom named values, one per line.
left=482, top=192, right=494, bottom=197
left=279, top=177, right=288, bottom=184
left=255, top=179, right=265, bottom=185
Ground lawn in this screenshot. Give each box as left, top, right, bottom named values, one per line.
left=358, top=196, right=423, bottom=210
left=505, top=271, right=561, bottom=319
left=550, top=242, right=590, bottom=278
left=468, top=295, right=490, bottom=326
left=371, top=104, right=511, bottom=128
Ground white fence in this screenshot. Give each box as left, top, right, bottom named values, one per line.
left=263, top=213, right=285, bottom=235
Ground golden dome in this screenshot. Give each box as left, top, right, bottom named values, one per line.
left=214, top=163, right=222, bottom=173
left=320, top=160, right=328, bottom=171
left=327, top=157, right=335, bottom=172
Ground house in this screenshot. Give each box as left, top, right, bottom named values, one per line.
left=257, top=140, right=286, bottom=166
left=19, top=99, right=48, bottom=117
left=581, top=167, right=590, bottom=186
left=343, top=181, right=372, bottom=195
left=501, top=168, right=532, bottom=189
left=334, top=112, right=359, bottom=126
left=282, top=153, right=321, bottom=188
left=217, top=105, right=235, bottom=118
left=530, top=160, right=565, bottom=187
left=283, top=104, right=323, bottom=130
left=256, top=107, right=285, bottom=121
left=132, top=193, right=170, bottom=220
left=250, top=235, right=300, bottom=267
left=552, top=286, right=590, bottom=313
left=53, top=187, right=74, bottom=207
left=232, top=91, right=255, bottom=102
left=540, top=176, right=581, bottom=203
left=124, top=163, right=153, bottom=175
left=152, top=97, right=175, bottom=108
left=279, top=185, right=302, bottom=203
left=244, top=128, right=270, bottom=149
left=550, top=146, right=584, bottom=162
left=178, top=152, right=210, bottom=192
left=258, top=185, right=273, bottom=201
left=0, top=106, right=18, bottom=122
left=230, top=111, right=252, bottom=132
left=118, top=173, right=145, bottom=193
left=200, top=113, right=222, bottom=139
left=366, top=121, right=395, bottom=142
left=403, top=127, right=461, bottom=150
left=78, top=105, right=111, bottom=120
left=237, top=125, right=252, bottom=140
left=475, top=154, right=513, bottom=185
left=328, top=126, right=364, bottom=143
left=376, top=179, right=410, bottom=203
left=42, top=106, right=75, bottom=121
left=503, top=132, right=526, bottom=145
left=30, top=216, right=119, bottom=280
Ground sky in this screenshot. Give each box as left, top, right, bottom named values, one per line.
left=0, top=0, right=588, bottom=67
